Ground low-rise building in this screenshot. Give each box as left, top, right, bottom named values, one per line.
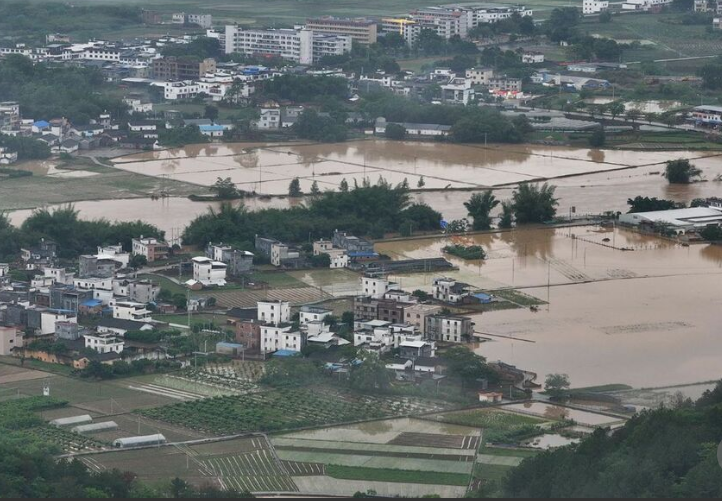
left=432, top=277, right=473, bottom=303
left=112, top=301, right=152, bottom=322
left=206, top=243, right=254, bottom=276
left=583, top=0, right=610, bottom=14
left=0, top=326, right=21, bottom=356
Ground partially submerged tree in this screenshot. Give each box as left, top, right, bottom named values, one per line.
left=464, top=190, right=499, bottom=231
left=511, top=183, right=559, bottom=224
left=665, top=159, right=702, bottom=184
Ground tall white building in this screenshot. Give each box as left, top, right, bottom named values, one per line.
left=257, top=300, right=291, bottom=326
left=409, top=4, right=532, bottom=40
left=223, top=26, right=352, bottom=64
left=192, top=257, right=227, bottom=287
left=583, top=0, right=610, bottom=14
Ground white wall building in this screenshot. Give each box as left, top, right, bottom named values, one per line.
left=192, top=257, right=227, bottom=287
left=258, top=300, right=291, bottom=326
left=260, top=325, right=304, bottom=353
left=112, top=301, right=152, bottom=322
left=583, top=0, right=610, bottom=14
left=254, top=107, right=281, bottom=130
left=361, top=276, right=397, bottom=299
left=40, top=310, right=77, bottom=336
left=224, top=26, right=352, bottom=64
left=0, top=326, right=21, bottom=356
left=299, top=306, right=332, bottom=325
left=84, top=333, right=124, bottom=354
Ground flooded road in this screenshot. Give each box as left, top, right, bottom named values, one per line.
left=375, top=226, right=722, bottom=388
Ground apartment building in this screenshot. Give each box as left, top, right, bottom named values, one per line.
left=466, top=67, right=494, bottom=85
left=192, top=257, right=228, bottom=287
left=152, top=57, right=217, bottom=81
left=172, top=13, right=213, bottom=29
left=381, top=18, right=421, bottom=46
left=223, top=26, right=352, bottom=64
left=306, top=17, right=378, bottom=44
left=425, top=314, right=474, bottom=343
left=410, top=7, right=470, bottom=39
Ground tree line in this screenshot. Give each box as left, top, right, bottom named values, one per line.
left=182, top=182, right=442, bottom=247
left=0, top=55, right=128, bottom=125
left=0, top=206, right=163, bottom=260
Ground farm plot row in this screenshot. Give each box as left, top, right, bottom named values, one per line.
left=431, top=409, right=551, bottom=443
left=139, top=388, right=455, bottom=435
left=203, top=451, right=298, bottom=493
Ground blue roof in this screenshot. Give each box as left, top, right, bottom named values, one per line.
left=81, top=299, right=103, bottom=307
left=273, top=349, right=301, bottom=358
left=348, top=251, right=379, bottom=258
left=474, top=293, right=493, bottom=303
left=34, top=121, right=50, bottom=128
left=199, top=125, right=225, bottom=132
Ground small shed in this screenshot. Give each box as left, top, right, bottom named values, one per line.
left=478, top=391, right=504, bottom=403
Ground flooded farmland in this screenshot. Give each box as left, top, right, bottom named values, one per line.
left=109, top=139, right=717, bottom=195
left=375, top=226, right=722, bottom=388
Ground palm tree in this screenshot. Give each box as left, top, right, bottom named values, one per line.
left=464, top=190, right=499, bottom=231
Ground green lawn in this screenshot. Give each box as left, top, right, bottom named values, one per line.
left=246, top=271, right=307, bottom=289
left=479, top=446, right=541, bottom=459
left=473, top=463, right=515, bottom=496
left=434, top=409, right=549, bottom=443
left=326, top=464, right=471, bottom=486
left=139, top=274, right=186, bottom=295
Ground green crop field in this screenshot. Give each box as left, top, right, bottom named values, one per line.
left=433, top=408, right=550, bottom=443
left=326, top=464, right=470, bottom=486
left=139, top=387, right=453, bottom=434
left=582, top=13, right=722, bottom=61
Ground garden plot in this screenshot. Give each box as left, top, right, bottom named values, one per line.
left=432, top=408, right=552, bottom=443
left=138, top=388, right=456, bottom=435
left=202, top=449, right=298, bottom=493
left=25, top=424, right=106, bottom=453
left=275, top=450, right=474, bottom=474
left=389, top=432, right=480, bottom=450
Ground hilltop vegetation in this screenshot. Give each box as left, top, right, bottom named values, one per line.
left=504, top=381, right=722, bottom=497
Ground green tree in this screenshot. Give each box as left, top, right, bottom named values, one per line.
left=499, top=201, right=514, bottom=229
left=599, top=10, right=613, bottom=23
left=385, top=123, right=407, bottom=140
left=417, top=176, right=426, bottom=188
left=204, top=105, right=219, bottom=121
left=350, top=352, right=391, bottom=391
left=700, top=225, right=722, bottom=241
left=339, top=178, right=349, bottom=192
left=626, top=109, right=642, bottom=124
left=210, top=177, right=239, bottom=199
left=544, top=373, right=571, bottom=400
left=444, top=346, right=494, bottom=387
left=700, top=60, right=722, bottom=89
left=588, top=127, right=606, bottom=148
left=288, top=178, right=303, bottom=197
left=627, top=196, right=683, bottom=213
left=607, top=101, right=626, bottom=120
left=665, top=159, right=702, bottom=184
left=511, top=183, right=559, bottom=224
left=310, top=180, right=321, bottom=196
left=129, top=254, right=148, bottom=270
left=464, top=191, right=499, bottom=231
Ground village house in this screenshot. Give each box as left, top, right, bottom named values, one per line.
left=131, top=237, right=169, bottom=262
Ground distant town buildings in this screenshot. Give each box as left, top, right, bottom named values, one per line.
left=583, top=0, right=610, bottom=14
left=306, top=17, right=378, bottom=45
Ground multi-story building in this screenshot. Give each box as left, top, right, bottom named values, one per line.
left=440, top=78, right=475, bottom=105
left=223, top=26, right=352, bottom=64
left=488, top=77, right=523, bottom=93
left=206, top=243, right=254, bottom=276
left=306, top=17, right=378, bottom=45
left=381, top=18, right=421, bottom=46
left=403, top=303, right=443, bottom=334
left=84, top=333, right=124, bottom=355
left=0, top=326, right=21, bottom=356
left=299, top=306, right=332, bottom=325
left=131, top=237, right=169, bottom=263
left=172, top=13, right=213, bottom=29
left=425, top=314, right=474, bottom=343
left=466, top=67, right=494, bottom=85
left=153, top=81, right=201, bottom=101
left=432, top=277, right=473, bottom=303
left=583, top=0, right=610, bottom=14
left=254, top=107, right=281, bottom=130
left=312, top=240, right=349, bottom=269
left=260, top=324, right=304, bottom=353
left=257, top=300, right=290, bottom=327
left=410, top=7, right=470, bottom=39
left=0, top=101, right=21, bottom=130
left=112, top=301, right=152, bottom=322
left=151, top=57, right=217, bottom=81
left=230, top=318, right=262, bottom=351
left=192, top=256, right=228, bottom=287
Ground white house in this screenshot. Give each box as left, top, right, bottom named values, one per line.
left=466, top=67, right=494, bottom=85
left=583, top=0, right=610, bottom=14
left=260, top=324, right=303, bottom=353
left=192, top=256, right=227, bottom=287
left=0, top=263, right=8, bottom=277
left=257, top=300, right=290, bottom=326
left=360, top=276, right=400, bottom=299
left=0, top=326, right=21, bottom=356
left=39, top=310, right=77, bottom=336
left=0, top=147, right=18, bottom=165
left=299, top=305, right=332, bottom=325
left=522, top=52, right=545, bottom=64
left=432, top=277, right=473, bottom=303
left=84, top=333, right=124, bottom=354
left=112, top=301, right=152, bottom=322
left=254, top=107, right=281, bottom=130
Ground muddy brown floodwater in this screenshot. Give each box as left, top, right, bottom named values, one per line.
left=375, top=226, right=722, bottom=388
left=110, top=139, right=717, bottom=194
